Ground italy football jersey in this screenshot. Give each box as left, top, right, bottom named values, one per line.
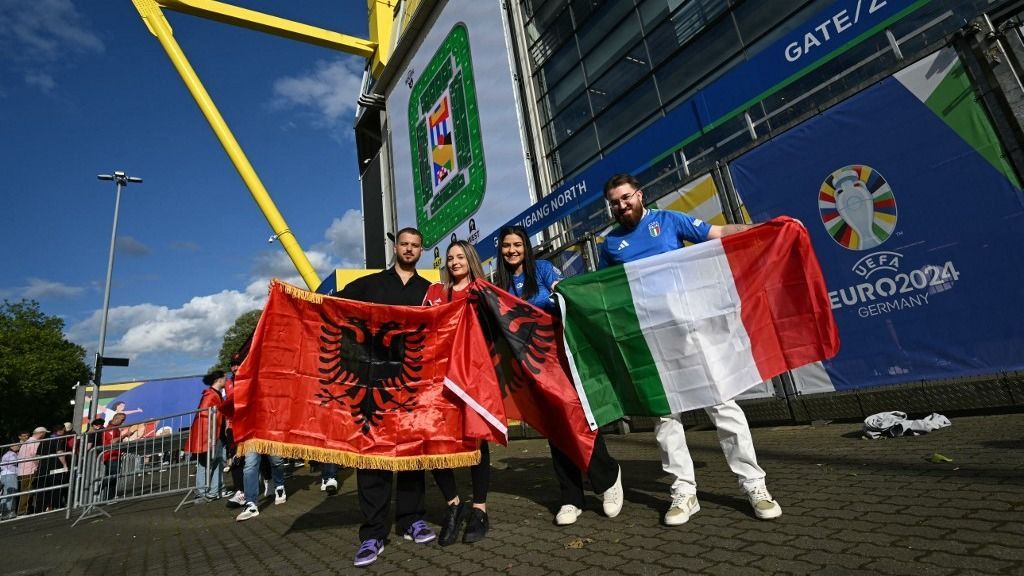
left=600, top=209, right=712, bottom=266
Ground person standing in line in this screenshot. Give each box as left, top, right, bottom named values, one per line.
left=1, top=442, right=19, bottom=520
left=17, top=428, right=45, bottom=515
left=423, top=240, right=492, bottom=545
left=599, top=173, right=782, bottom=525
left=101, top=412, right=127, bottom=501
left=343, top=227, right=436, bottom=567
left=184, top=371, right=227, bottom=502
left=493, top=225, right=624, bottom=526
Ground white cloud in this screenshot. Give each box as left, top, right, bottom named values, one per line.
left=64, top=214, right=366, bottom=378
left=0, top=0, right=103, bottom=94
left=10, top=278, right=84, bottom=299
left=323, top=209, right=365, bottom=267
left=116, top=235, right=149, bottom=256
left=271, top=58, right=365, bottom=130
left=68, top=290, right=266, bottom=361
left=24, top=71, right=55, bottom=93
left=0, top=0, right=103, bottom=61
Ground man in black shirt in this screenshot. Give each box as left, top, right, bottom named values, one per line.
left=345, top=227, right=436, bottom=568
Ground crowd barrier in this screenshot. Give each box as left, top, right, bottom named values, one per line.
left=69, top=408, right=216, bottom=526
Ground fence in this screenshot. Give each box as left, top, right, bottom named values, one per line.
left=69, top=407, right=216, bottom=526
left=0, top=407, right=222, bottom=526
left=0, top=433, right=75, bottom=522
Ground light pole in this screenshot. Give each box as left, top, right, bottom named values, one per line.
left=89, top=171, right=142, bottom=421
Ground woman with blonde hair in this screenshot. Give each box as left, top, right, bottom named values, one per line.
left=424, top=240, right=491, bottom=545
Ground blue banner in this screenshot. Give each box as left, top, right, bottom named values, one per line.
left=729, top=53, right=1024, bottom=390
left=475, top=0, right=929, bottom=261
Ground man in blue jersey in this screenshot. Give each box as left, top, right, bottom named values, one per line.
left=600, top=173, right=782, bottom=526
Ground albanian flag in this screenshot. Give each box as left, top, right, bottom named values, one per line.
left=448, top=281, right=596, bottom=473
left=233, top=280, right=506, bottom=471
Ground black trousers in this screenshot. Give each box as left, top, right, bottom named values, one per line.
left=432, top=442, right=491, bottom=504
left=357, top=468, right=425, bottom=542
left=551, top=432, right=619, bottom=509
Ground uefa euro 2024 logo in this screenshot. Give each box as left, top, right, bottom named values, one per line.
left=818, top=165, right=897, bottom=251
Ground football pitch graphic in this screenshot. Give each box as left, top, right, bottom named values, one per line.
left=408, top=24, right=486, bottom=248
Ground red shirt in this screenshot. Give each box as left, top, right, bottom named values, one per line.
left=423, top=283, right=471, bottom=306
left=102, top=428, right=121, bottom=462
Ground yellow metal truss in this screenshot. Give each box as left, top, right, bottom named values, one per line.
left=131, top=0, right=397, bottom=289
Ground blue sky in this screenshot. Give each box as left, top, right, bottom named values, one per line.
left=0, top=0, right=371, bottom=380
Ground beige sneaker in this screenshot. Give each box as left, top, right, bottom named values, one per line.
left=664, top=493, right=700, bottom=526
left=555, top=504, right=583, bottom=526
left=747, top=485, right=782, bottom=519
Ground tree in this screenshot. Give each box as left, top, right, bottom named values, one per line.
left=212, top=309, right=263, bottom=372
left=0, top=300, right=92, bottom=440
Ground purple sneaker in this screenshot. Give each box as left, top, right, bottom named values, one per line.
left=353, top=539, right=384, bottom=567
left=403, top=520, right=437, bottom=544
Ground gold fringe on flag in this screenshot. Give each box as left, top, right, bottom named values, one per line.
left=237, top=439, right=482, bottom=471
left=271, top=279, right=325, bottom=304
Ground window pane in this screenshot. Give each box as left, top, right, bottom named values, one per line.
left=589, top=42, right=652, bottom=115
left=528, top=7, right=575, bottom=68
left=571, top=0, right=604, bottom=26
left=582, top=10, right=642, bottom=80
left=545, top=65, right=586, bottom=118
left=548, top=93, right=593, bottom=147
left=638, top=0, right=687, bottom=29
left=732, top=0, right=811, bottom=44
left=576, top=0, right=633, bottom=56
left=644, top=0, right=729, bottom=67
left=553, top=124, right=600, bottom=178
left=535, top=38, right=580, bottom=97
left=654, top=18, right=741, bottom=104
left=595, top=77, right=660, bottom=146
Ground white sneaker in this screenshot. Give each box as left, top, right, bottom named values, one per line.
left=555, top=504, right=582, bottom=526
left=320, top=479, right=327, bottom=492
left=235, top=502, right=259, bottom=521
left=227, top=490, right=246, bottom=508
left=601, top=466, right=624, bottom=518
left=274, top=486, right=286, bottom=505
left=324, top=477, right=338, bottom=494
left=747, top=485, right=782, bottom=520
left=664, top=494, right=700, bottom=526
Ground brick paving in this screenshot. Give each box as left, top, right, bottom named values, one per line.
left=3, top=412, right=1022, bottom=576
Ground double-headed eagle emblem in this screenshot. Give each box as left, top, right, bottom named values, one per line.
left=316, top=314, right=426, bottom=433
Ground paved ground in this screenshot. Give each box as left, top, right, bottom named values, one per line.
left=3, top=412, right=1023, bottom=576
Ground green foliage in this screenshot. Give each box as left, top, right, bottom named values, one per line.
left=211, top=309, right=263, bottom=372
left=0, top=300, right=92, bottom=440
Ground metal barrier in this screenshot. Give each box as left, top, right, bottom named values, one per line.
left=0, top=434, right=76, bottom=523
left=68, top=407, right=217, bottom=526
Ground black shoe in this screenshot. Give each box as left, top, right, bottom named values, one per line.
left=462, top=508, right=489, bottom=544
left=439, top=501, right=467, bottom=546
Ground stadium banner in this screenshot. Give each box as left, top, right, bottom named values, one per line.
left=475, top=0, right=930, bottom=262
left=385, top=0, right=535, bottom=270
left=728, top=47, right=1024, bottom=391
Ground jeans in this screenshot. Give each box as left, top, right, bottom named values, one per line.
left=102, top=459, right=122, bottom=501
left=1, top=474, right=17, bottom=517
left=243, top=451, right=284, bottom=505
left=195, top=444, right=223, bottom=499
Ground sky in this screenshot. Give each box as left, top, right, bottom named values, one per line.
left=0, top=0, right=374, bottom=381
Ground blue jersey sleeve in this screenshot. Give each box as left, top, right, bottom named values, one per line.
left=666, top=211, right=712, bottom=244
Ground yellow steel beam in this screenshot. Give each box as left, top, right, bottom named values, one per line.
left=132, top=0, right=321, bottom=290
left=157, top=0, right=376, bottom=58
left=367, top=0, right=397, bottom=77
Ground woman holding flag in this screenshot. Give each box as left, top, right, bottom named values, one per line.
left=424, top=240, right=492, bottom=545
left=494, top=225, right=624, bottom=526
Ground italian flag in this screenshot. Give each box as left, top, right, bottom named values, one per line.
left=556, top=217, right=839, bottom=428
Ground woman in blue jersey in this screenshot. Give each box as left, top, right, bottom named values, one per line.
left=495, top=225, right=625, bottom=526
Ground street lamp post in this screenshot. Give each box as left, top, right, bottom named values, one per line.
left=89, top=171, right=142, bottom=422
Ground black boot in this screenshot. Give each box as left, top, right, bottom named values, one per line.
left=462, top=507, right=489, bottom=544
left=439, top=501, right=467, bottom=546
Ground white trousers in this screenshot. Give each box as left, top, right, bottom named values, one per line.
left=655, top=399, right=766, bottom=496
